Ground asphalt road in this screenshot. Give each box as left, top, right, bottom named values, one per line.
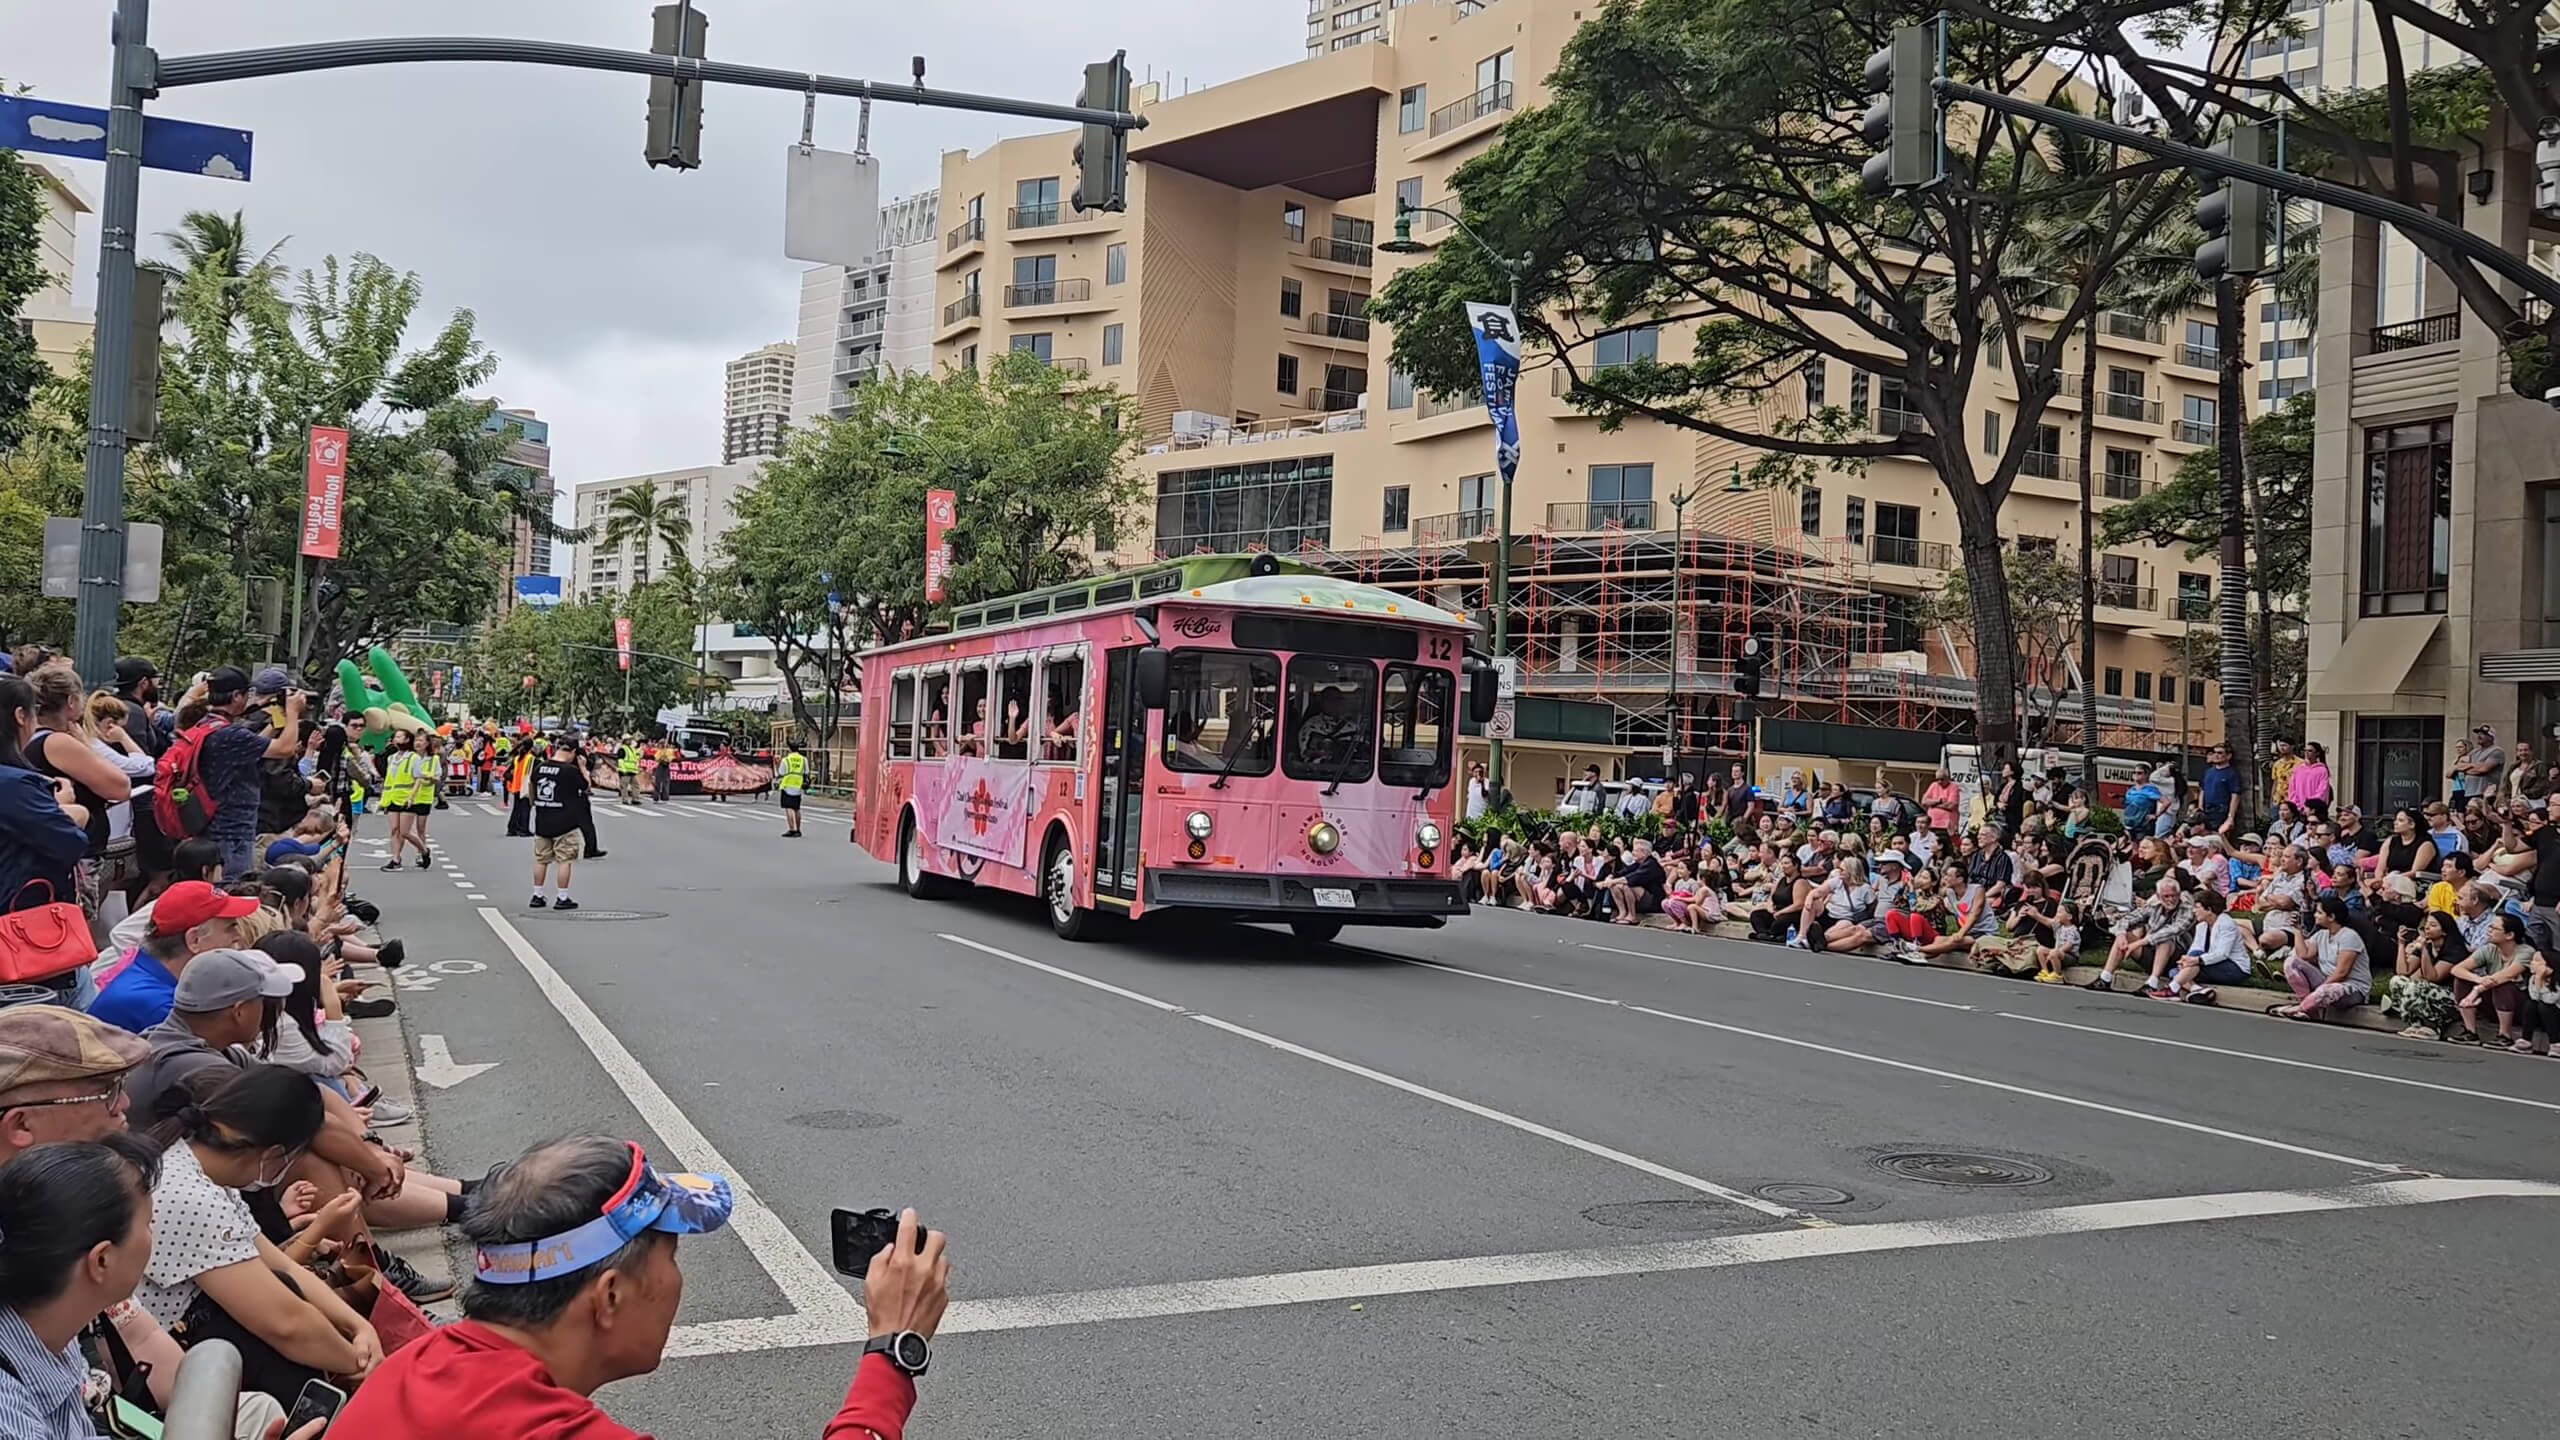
left=363, top=791, right=2560, bottom=1438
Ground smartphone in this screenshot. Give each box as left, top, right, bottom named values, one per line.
left=830, top=1206, right=930, bottom=1276
left=283, top=1378, right=347, bottom=1434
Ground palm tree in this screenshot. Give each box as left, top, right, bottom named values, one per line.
left=142, top=209, right=286, bottom=330
left=601, top=481, right=694, bottom=587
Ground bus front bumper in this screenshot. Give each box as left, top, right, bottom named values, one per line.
left=1141, top=869, right=1468, bottom=926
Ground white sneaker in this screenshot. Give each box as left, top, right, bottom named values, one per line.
left=367, top=1098, right=416, bottom=1127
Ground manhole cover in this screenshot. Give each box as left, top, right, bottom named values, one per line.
left=785, top=1109, right=900, bottom=1131
left=535, top=909, right=667, bottom=922
left=1869, top=1150, right=2054, bottom=1187
left=1581, top=1200, right=1766, bottom=1232
left=2352, top=1044, right=2484, bottom=1064
left=1753, top=1183, right=1855, bottom=1208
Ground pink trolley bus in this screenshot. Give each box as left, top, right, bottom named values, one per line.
left=854, top=553, right=1496, bottom=942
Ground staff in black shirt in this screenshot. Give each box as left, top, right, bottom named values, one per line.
left=528, top=737, right=594, bottom=911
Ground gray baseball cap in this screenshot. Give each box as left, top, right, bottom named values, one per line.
left=173, top=948, right=300, bottom=1013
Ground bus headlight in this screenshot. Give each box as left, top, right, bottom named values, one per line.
left=1307, top=820, right=1341, bottom=855
left=1415, top=821, right=1443, bottom=851
left=1185, top=810, right=1214, bottom=839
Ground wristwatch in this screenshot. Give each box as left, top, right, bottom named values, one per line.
left=864, top=1329, right=931, bottom=1377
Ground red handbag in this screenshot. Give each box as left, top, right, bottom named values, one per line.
left=0, top=882, right=93, bottom=984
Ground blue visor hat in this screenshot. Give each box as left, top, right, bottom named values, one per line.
left=474, top=1141, right=735, bottom=1285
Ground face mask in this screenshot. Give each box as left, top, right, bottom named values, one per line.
left=246, top=1146, right=301, bottom=1191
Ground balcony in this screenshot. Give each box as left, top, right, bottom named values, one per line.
left=1046, top=356, right=1091, bottom=377
left=2170, top=418, right=2215, bottom=445
left=838, top=320, right=882, bottom=342
left=2099, top=466, right=2147, bottom=499
left=941, top=292, right=982, bottom=328
left=1429, top=79, right=1515, bottom=137
left=1411, top=508, right=1495, bottom=545
left=2098, top=392, right=2161, bottom=423
left=1873, top=406, right=1928, bottom=435
left=1546, top=500, right=1656, bottom=532
left=1307, top=311, right=1371, bottom=343
left=1009, top=202, right=1063, bottom=230
left=2177, top=343, right=2219, bottom=368
left=1869, top=535, right=1954, bottom=570
left=2019, top=450, right=2077, bottom=482
left=2103, top=312, right=2165, bottom=343
left=2371, top=313, right=2460, bottom=351
left=1415, top=388, right=1482, bottom=420
left=1309, top=235, right=1373, bottom=268
left=2097, top=581, right=2157, bottom=612
left=944, top=217, right=984, bottom=252
left=1307, top=386, right=1363, bottom=412
left=1004, top=277, right=1092, bottom=308
left=2174, top=593, right=2213, bottom=622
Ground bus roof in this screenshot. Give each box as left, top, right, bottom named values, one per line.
left=866, top=553, right=1472, bottom=658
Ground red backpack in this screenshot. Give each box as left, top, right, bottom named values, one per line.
left=153, top=719, right=223, bottom=838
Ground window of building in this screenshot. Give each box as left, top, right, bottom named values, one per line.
left=1014, top=176, right=1061, bottom=227
left=2258, top=338, right=2309, bottom=362
left=1872, top=501, right=1919, bottom=565
left=2106, top=364, right=2144, bottom=401
left=1398, top=85, right=1428, bottom=133
left=2158, top=670, right=2177, bottom=701
left=1592, top=327, right=1659, bottom=368
left=1105, top=243, right=1126, bottom=285
left=959, top=344, right=977, bottom=372
left=1383, top=485, right=1410, bottom=532
left=1799, top=485, right=1822, bottom=536
left=1476, top=48, right=1515, bottom=97
left=1277, top=353, right=1300, bottom=395
left=1847, top=371, right=1869, bottom=424
left=1283, top=203, right=1307, bottom=243
left=1153, top=455, right=1335, bottom=554
left=2134, top=670, right=2153, bottom=700
left=1588, top=463, right=1654, bottom=528
left=1459, top=472, right=1496, bottom=530
left=2183, top=319, right=2218, bottom=365
left=2017, top=534, right=2057, bottom=558
left=1011, top=332, right=1053, bottom=361
left=2099, top=552, right=2141, bottom=607
left=1388, top=368, right=1414, bottom=409
left=2103, top=447, right=2143, bottom=499
left=2362, top=418, right=2452, bottom=616
left=1802, top=361, right=1825, bottom=409
left=2187, top=678, right=2206, bottom=706
left=2181, top=393, right=2217, bottom=442
left=2176, top=571, right=2211, bottom=621
left=1982, top=410, right=2000, bottom=455
left=1393, top=177, right=1423, bottom=224
left=2102, top=666, right=2123, bottom=696
left=1010, top=253, right=1058, bottom=304
left=1321, top=363, right=1362, bottom=409
left=1102, top=324, right=1124, bottom=367
left=1879, top=594, right=1925, bottom=652
left=1280, top=277, right=1303, bottom=318
left=2259, top=377, right=2308, bottom=402
left=1845, top=496, right=1867, bottom=546
left=2355, top=715, right=2445, bottom=816
left=2021, top=335, right=2056, bottom=371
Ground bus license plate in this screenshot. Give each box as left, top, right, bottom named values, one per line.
left=1313, top=887, right=1355, bottom=909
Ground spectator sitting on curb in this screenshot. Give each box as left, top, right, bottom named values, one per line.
left=2087, top=877, right=2195, bottom=993
left=87, top=881, right=261, bottom=1034
left=2159, top=888, right=2251, bottom=1004
left=2383, top=909, right=2465, bottom=1040
left=337, top=1136, right=949, bottom=1440
left=2272, top=894, right=2375, bottom=1022
left=2448, top=909, right=2533, bottom=1046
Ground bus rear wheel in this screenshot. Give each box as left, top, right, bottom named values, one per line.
left=1045, top=836, right=1097, bottom=941
left=899, top=814, right=946, bottom=899
left=1290, top=919, right=1344, bottom=946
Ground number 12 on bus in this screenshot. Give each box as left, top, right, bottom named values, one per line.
left=855, top=553, right=1500, bottom=943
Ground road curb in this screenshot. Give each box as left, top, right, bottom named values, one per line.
left=346, top=952, right=463, bottom=1320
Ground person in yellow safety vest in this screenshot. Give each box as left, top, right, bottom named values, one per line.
left=778, top=742, right=807, bottom=837
left=378, top=729, right=422, bottom=870
left=617, top=736, right=642, bottom=805
left=507, top=742, right=538, bottom=837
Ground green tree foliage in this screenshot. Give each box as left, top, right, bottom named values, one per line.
left=601, top=480, right=695, bottom=587
left=1369, top=0, right=2188, bottom=762
left=1931, top=546, right=2087, bottom=741
left=454, top=585, right=699, bottom=732
left=0, top=150, right=51, bottom=448
left=712, top=348, right=1141, bottom=743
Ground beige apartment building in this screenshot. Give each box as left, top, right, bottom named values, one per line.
left=933, top=0, right=2230, bottom=776
left=22, top=159, right=95, bottom=377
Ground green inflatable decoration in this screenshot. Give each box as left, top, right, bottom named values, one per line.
left=335, top=646, right=432, bottom=749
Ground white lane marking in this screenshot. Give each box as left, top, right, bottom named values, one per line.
left=477, top=803, right=504, bottom=818
left=660, top=1177, right=2560, bottom=1356
left=465, top=894, right=487, bottom=901
left=414, top=1034, right=498, bottom=1088
left=2000, top=1011, right=2560, bottom=1115
left=451, top=881, right=474, bottom=889
left=937, top=934, right=1802, bottom=1222
left=478, top=909, right=865, bottom=1329
left=1576, top=941, right=1977, bottom=1010
left=1403, top=954, right=2403, bottom=1173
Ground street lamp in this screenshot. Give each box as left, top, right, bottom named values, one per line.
left=1379, top=198, right=1535, bottom=786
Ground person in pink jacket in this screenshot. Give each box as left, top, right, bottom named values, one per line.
left=2285, top=741, right=2332, bottom=811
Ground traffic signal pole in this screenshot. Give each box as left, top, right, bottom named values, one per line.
left=68, top=15, right=1146, bottom=684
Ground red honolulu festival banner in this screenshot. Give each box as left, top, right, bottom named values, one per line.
left=300, top=426, right=348, bottom=559
left=925, top=489, right=956, bottom=603
left=614, top=616, right=633, bottom=671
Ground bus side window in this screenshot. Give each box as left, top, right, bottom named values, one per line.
left=889, top=673, right=917, bottom=759
left=1042, top=654, right=1085, bottom=763
left=919, top=672, right=950, bottom=758
left=997, top=661, right=1033, bottom=760
left=956, top=664, right=992, bottom=757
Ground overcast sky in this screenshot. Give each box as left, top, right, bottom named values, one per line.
left=11, top=1, right=1292, bottom=498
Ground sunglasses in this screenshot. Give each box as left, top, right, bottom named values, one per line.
left=4, top=1073, right=127, bottom=1111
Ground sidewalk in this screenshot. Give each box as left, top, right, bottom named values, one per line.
left=345, top=954, right=463, bottom=1319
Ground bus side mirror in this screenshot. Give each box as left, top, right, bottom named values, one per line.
left=1134, top=647, right=1170, bottom=710
left=1466, top=657, right=1499, bottom=724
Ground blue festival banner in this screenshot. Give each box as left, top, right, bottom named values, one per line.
left=1464, top=303, right=1522, bottom=487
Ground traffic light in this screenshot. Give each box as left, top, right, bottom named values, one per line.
left=646, top=2, right=708, bottom=171
left=1859, top=24, right=1936, bottom=196
left=2193, top=121, right=2268, bottom=282
left=1733, top=633, right=1767, bottom=699
left=1072, top=51, right=1131, bottom=214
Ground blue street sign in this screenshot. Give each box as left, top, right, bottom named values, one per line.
left=0, top=94, right=253, bottom=181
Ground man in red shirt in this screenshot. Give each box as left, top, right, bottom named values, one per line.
left=336, top=1135, right=950, bottom=1439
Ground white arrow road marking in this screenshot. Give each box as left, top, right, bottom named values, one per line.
left=414, top=1034, right=498, bottom=1088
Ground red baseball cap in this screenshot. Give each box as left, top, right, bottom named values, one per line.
left=151, top=880, right=261, bottom=936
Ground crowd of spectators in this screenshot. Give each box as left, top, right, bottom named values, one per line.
left=1456, top=733, right=2560, bottom=1052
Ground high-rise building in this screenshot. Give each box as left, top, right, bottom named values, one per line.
left=723, top=342, right=794, bottom=463
left=568, top=462, right=763, bottom=602
left=789, top=191, right=942, bottom=430
left=1304, top=0, right=1485, bottom=57
left=940, top=0, right=2227, bottom=782
left=484, top=407, right=555, bottom=614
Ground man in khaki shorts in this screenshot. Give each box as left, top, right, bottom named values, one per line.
left=528, top=734, right=593, bottom=912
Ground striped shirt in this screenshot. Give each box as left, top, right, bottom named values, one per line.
left=0, top=1306, right=96, bottom=1440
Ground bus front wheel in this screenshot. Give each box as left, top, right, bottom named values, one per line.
left=899, top=815, right=946, bottom=899
left=1046, top=836, right=1097, bottom=941
left=1290, top=918, right=1344, bottom=946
